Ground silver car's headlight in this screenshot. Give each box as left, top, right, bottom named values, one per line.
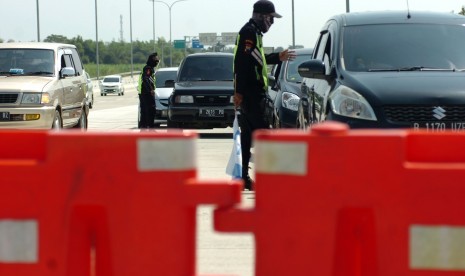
left=175, top=95, right=194, bottom=103
left=329, top=85, right=377, bottom=121
left=281, top=92, right=300, bottom=111
left=22, top=93, right=50, bottom=104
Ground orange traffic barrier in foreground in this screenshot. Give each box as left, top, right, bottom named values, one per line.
left=0, top=130, right=241, bottom=276
left=215, top=122, right=465, bottom=275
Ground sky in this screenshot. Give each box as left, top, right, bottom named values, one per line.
left=1, top=0, right=464, bottom=50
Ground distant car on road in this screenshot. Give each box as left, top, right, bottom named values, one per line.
left=0, top=42, right=88, bottom=129
left=298, top=11, right=465, bottom=131
left=168, top=53, right=234, bottom=129
left=84, top=71, right=94, bottom=108
left=269, top=48, right=313, bottom=128
left=100, top=75, right=124, bottom=96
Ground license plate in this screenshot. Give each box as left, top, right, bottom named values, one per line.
left=200, top=109, right=224, bottom=117
left=412, top=122, right=465, bottom=132
left=0, top=112, right=10, bottom=121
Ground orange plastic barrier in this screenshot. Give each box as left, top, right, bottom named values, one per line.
left=0, top=130, right=241, bottom=276
left=215, top=122, right=465, bottom=275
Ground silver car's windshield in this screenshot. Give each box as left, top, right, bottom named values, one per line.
left=0, top=49, right=55, bottom=75
left=155, top=70, right=178, bottom=87
left=103, top=77, right=120, bottom=83
left=343, top=24, right=465, bottom=72
left=286, top=54, right=312, bottom=83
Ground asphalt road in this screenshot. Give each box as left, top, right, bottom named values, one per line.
left=88, top=76, right=255, bottom=276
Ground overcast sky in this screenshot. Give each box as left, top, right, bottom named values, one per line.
left=1, top=0, right=464, bottom=49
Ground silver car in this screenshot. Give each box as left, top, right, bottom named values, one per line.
left=154, top=67, right=178, bottom=126
left=99, top=75, right=124, bottom=96
left=0, top=42, right=88, bottom=129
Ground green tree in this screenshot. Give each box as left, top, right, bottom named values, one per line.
left=459, top=6, right=465, bottom=15
left=43, top=34, right=69, bottom=43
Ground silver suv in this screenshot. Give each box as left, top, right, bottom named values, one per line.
left=0, top=42, right=89, bottom=129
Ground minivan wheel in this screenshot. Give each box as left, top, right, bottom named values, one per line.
left=73, top=108, right=88, bottom=130
left=51, top=110, right=62, bottom=130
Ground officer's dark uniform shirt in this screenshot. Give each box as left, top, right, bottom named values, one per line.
left=234, top=19, right=280, bottom=113
left=139, top=65, right=155, bottom=94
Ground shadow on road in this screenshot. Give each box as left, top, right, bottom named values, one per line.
left=198, top=133, right=232, bottom=139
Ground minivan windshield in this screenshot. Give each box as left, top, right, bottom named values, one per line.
left=343, top=24, right=465, bottom=72
left=0, top=49, right=54, bottom=75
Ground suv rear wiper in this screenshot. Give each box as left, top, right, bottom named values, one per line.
left=368, top=66, right=455, bottom=72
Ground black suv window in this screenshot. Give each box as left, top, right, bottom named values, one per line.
left=179, top=56, right=233, bottom=81
left=343, top=24, right=465, bottom=71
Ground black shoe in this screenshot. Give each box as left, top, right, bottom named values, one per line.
left=243, top=176, right=254, bottom=191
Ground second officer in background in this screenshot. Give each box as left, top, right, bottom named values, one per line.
left=138, top=52, right=160, bottom=128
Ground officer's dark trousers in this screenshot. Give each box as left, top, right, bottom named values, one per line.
left=139, top=93, right=155, bottom=128
left=239, top=109, right=268, bottom=179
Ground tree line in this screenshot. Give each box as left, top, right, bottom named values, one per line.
left=42, top=34, right=203, bottom=68
left=0, top=34, right=231, bottom=69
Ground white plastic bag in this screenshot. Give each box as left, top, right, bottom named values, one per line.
left=225, top=111, right=242, bottom=179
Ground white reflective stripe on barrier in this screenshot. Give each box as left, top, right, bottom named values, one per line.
left=410, top=225, right=465, bottom=270
left=137, top=138, right=196, bottom=171
left=255, top=141, right=307, bottom=175
left=0, top=220, right=38, bottom=263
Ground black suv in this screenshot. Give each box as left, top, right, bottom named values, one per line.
left=167, top=53, right=234, bottom=129
left=298, top=11, right=465, bottom=131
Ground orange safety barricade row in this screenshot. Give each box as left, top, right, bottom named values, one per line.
left=0, top=130, right=241, bottom=276
left=215, top=122, right=465, bottom=276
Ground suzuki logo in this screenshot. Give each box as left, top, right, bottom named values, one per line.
left=433, top=106, right=446, bottom=120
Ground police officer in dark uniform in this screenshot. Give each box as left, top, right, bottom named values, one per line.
left=138, top=52, right=160, bottom=128
left=234, top=0, right=295, bottom=191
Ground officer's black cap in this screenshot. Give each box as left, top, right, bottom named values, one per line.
left=253, top=0, right=282, bottom=18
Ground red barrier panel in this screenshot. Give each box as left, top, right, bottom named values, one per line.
left=215, top=122, right=465, bottom=275
left=0, top=130, right=241, bottom=276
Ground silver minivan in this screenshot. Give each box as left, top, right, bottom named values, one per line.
left=0, top=42, right=89, bottom=129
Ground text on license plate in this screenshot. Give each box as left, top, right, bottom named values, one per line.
left=0, top=112, right=10, bottom=121
left=412, top=122, right=465, bottom=132
left=200, top=109, right=224, bottom=117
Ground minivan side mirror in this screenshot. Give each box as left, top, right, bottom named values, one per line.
left=298, top=60, right=328, bottom=80
left=165, top=80, right=175, bottom=88
left=60, top=67, right=76, bottom=78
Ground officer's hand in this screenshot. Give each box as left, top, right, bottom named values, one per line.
left=279, top=49, right=296, bottom=62
left=233, top=93, right=243, bottom=109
